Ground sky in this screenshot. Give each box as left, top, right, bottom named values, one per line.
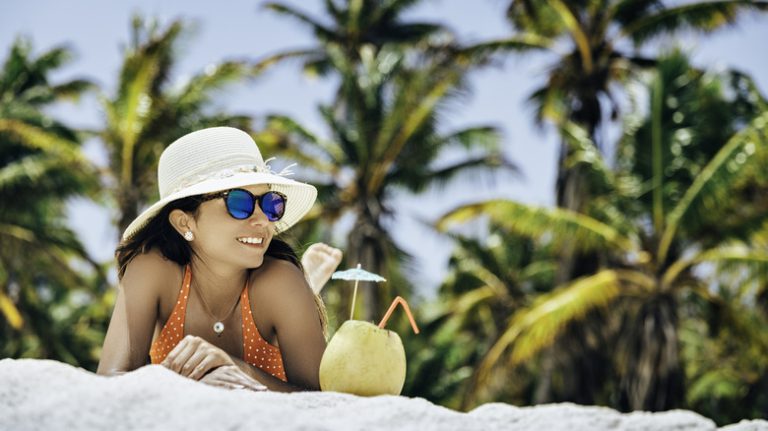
left=2, top=0, right=767, bottom=296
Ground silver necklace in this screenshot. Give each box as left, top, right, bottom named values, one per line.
left=192, top=282, right=242, bottom=336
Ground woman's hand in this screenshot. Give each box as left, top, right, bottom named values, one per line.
left=161, top=335, right=236, bottom=380
left=200, top=365, right=267, bottom=391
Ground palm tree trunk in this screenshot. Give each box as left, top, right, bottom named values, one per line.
left=620, top=294, right=684, bottom=411
left=533, top=347, right=554, bottom=403
left=116, top=186, right=141, bottom=239
left=346, top=212, right=385, bottom=322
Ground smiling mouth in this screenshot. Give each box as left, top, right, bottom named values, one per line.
left=237, top=237, right=264, bottom=246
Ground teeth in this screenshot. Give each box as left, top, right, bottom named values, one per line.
left=237, top=237, right=263, bottom=245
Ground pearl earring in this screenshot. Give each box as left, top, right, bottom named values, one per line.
left=184, top=231, right=194, bottom=241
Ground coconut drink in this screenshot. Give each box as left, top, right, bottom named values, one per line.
left=319, top=263, right=419, bottom=396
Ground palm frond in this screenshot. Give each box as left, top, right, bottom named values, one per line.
left=453, top=34, right=554, bottom=59
left=437, top=200, right=637, bottom=255
left=437, top=126, right=502, bottom=151
left=475, top=269, right=633, bottom=384
left=263, top=2, right=337, bottom=41
left=548, top=0, right=593, bottom=72
left=111, top=49, right=163, bottom=186
left=260, top=115, right=342, bottom=176
left=664, top=244, right=768, bottom=288
left=437, top=286, right=499, bottom=328
left=30, top=44, right=73, bottom=74
left=658, top=110, right=768, bottom=263
left=173, top=60, right=249, bottom=109
left=370, top=66, right=463, bottom=193
left=0, top=223, right=35, bottom=242
left=0, top=154, right=64, bottom=188
left=560, top=121, right=616, bottom=192
left=0, top=119, right=87, bottom=163
left=506, top=0, right=567, bottom=37
left=611, top=0, right=663, bottom=28
left=0, top=289, right=23, bottom=330
left=50, top=79, right=94, bottom=101
left=623, top=1, right=768, bottom=45
left=252, top=48, right=325, bottom=74
left=392, top=153, right=513, bottom=193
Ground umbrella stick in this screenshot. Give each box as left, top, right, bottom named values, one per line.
left=350, top=279, right=359, bottom=320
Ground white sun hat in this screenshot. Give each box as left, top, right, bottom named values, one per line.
left=121, top=127, right=317, bottom=240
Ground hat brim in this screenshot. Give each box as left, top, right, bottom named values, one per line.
left=122, top=172, right=317, bottom=241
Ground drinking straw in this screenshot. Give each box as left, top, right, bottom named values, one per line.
left=378, top=296, right=420, bottom=334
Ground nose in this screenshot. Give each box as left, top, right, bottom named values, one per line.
left=248, top=203, right=270, bottom=226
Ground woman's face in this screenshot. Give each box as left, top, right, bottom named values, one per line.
left=191, top=184, right=276, bottom=269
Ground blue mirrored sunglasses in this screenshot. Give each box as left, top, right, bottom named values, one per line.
left=201, top=189, right=287, bottom=222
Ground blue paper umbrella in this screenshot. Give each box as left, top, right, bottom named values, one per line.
left=331, top=264, right=387, bottom=320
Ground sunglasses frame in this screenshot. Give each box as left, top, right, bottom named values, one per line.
left=200, top=188, right=287, bottom=222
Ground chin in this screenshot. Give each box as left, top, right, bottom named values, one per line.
left=248, top=256, right=265, bottom=269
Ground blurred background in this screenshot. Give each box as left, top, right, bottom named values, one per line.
left=1, top=0, right=767, bottom=424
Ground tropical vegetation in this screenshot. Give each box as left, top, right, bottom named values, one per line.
left=257, top=0, right=512, bottom=320
left=0, top=38, right=106, bottom=369
left=435, top=51, right=768, bottom=421
left=1, top=1, right=767, bottom=425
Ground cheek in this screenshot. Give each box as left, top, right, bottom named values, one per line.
left=194, top=213, right=235, bottom=247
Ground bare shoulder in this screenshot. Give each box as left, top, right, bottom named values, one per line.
left=121, top=248, right=181, bottom=298
left=251, top=257, right=315, bottom=308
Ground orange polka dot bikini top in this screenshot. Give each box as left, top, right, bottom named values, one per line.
left=149, top=265, right=287, bottom=382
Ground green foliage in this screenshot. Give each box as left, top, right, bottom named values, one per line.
left=259, top=1, right=513, bottom=321
left=403, top=228, right=555, bottom=408
left=0, top=38, right=107, bottom=368
left=2, top=3, right=768, bottom=424
left=433, top=51, right=768, bottom=419
left=99, top=15, right=254, bottom=235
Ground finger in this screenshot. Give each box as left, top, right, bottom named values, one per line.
left=179, top=348, right=210, bottom=378
left=163, top=336, right=199, bottom=374
left=161, top=335, right=189, bottom=367
left=199, top=376, right=230, bottom=389
left=214, top=369, right=267, bottom=391
left=215, top=377, right=264, bottom=391
left=163, top=339, right=193, bottom=373
left=187, top=355, right=221, bottom=381
left=200, top=373, right=250, bottom=390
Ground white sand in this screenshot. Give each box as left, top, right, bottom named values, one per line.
left=1, top=359, right=765, bottom=430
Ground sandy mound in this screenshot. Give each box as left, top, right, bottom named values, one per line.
left=1, top=359, right=764, bottom=430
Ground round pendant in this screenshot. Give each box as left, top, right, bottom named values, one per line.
left=213, top=321, right=225, bottom=335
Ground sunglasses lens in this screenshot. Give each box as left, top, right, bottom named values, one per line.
left=225, top=189, right=254, bottom=220
left=260, top=192, right=286, bottom=222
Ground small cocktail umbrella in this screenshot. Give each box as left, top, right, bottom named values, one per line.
left=331, top=263, right=387, bottom=320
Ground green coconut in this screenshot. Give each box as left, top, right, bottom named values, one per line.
left=319, top=320, right=406, bottom=396
left=319, top=296, right=419, bottom=396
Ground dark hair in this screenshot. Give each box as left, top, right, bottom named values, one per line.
left=116, top=196, right=202, bottom=278
left=115, top=195, right=327, bottom=335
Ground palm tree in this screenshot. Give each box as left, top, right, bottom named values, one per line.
left=258, top=42, right=512, bottom=320
left=500, top=0, right=768, bottom=210
left=258, top=0, right=522, bottom=320
left=99, top=16, right=254, bottom=235
left=402, top=228, right=557, bottom=409
left=0, top=38, right=105, bottom=368
left=484, top=0, right=768, bottom=402
left=261, top=0, right=446, bottom=77
left=438, top=53, right=768, bottom=411
left=681, top=229, right=768, bottom=424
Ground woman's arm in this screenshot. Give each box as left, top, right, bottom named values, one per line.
left=258, top=259, right=327, bottom=391
left=97, top=252, right=167, bottom=375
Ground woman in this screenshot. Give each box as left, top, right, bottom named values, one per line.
left=97, top=127, right=340, bottom=392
